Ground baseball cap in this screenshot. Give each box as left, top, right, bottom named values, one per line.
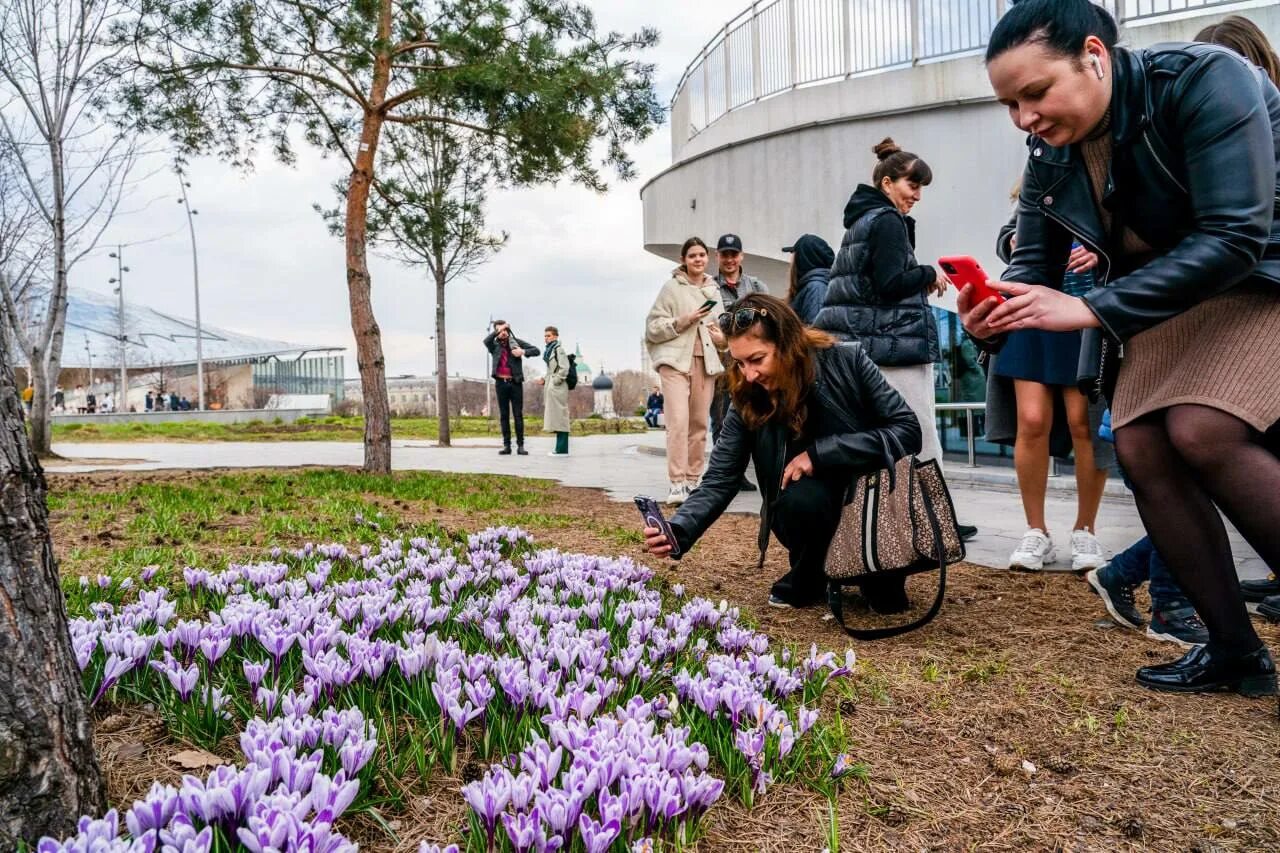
left=716, top=234, right=743, bottom=253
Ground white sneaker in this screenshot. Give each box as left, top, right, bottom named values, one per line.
left=666, top=484, right=686, bottom=506
left=1070, top=528, right=1107, bottom=572
left=1009, top=529, right=1056, bottom=571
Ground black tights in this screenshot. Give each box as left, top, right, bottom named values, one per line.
left=1116, top=405, right=1280, bottom=654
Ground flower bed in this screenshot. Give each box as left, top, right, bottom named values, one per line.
left=47, top=528, right=860, bottom=852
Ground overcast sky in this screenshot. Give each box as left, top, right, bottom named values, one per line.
left=72, top=1, right=754, bottom=381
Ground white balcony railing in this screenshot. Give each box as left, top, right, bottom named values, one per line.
left=670, top=0, right=1253, bottom=145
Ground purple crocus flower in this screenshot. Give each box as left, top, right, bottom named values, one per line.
left=91, top=654, right=135, bottom=705
left=243, top=660, right=269, bottom=689
left=502, top=810, right=538, bottom=853
left=578, top=815, right=621, bottom=853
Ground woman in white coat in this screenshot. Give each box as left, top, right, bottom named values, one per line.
left=645, top=237, right=727, bottom=505
left=541, top=326, right=571, bottom=455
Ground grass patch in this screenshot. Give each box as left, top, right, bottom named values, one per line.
left=52, top=415, right=646, bottom=443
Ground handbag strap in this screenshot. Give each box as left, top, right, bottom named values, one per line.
left=825, top=483, right=948, bottom=640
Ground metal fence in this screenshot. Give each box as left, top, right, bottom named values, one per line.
left=671, top=0, right=1249, bottom=143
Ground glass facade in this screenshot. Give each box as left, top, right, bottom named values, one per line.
left=932, top=308, right=1010, bottom=464
left=252, top=354, right=345, bottom=400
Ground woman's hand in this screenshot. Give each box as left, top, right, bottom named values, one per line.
left=706, top=321, right=726, bottom=348
left=679, top=304, right=713, bottom=331
left=986, top=283, right=1101, bottom=333
left=928, top=269, right=950, bottom=298
left=781, top=451, right=814, bottom=489
left=1066, top=245, right=1099, bottom=274
left=957, top=284, right=1005, bottom=341
left=643, top=526, right=675, bottom=558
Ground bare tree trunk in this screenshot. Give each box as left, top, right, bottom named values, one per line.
left=434, top=261, right=450, bottom=447
left=344, top=0, right=395, bottom=474
left=0, top=309, right=104, bottom=846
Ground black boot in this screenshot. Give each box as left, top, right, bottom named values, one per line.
left=958, top=524, right=978, bottom=542
left=1241, top=573, right=1280, bottom=603
left=516, top=445, right=529, bottom=456
left=738, top=477, right=758, bottom=493
left=1258, top=594, right=1280, bottom=623
left=1135, top=644, right=1276, bottom=696
left=498, top=445, right=512, bottom=455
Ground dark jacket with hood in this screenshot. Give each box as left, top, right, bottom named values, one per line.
left=483, top=330, right=540, bottom=383
left=669, top=343, right=921, bottom=556
left=814, top=185, right=940, bottom=367
left=992, top=42, right=1280, bottom=399
left=787, top=234, right=835, bottom=324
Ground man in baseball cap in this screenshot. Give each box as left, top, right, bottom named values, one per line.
left=711, top=233, right=769, bottom=492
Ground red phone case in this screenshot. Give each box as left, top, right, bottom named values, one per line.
left=938, top=255, right=1005, bottom=304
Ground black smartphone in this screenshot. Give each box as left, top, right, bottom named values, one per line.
left=699, top=299, right=718, bottom=311
left=634, top=495, right=682, bottom=559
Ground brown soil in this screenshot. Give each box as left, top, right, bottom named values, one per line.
left=50, top=469, right=1280, bottom=852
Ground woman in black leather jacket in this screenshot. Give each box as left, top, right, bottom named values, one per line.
left=643, top=294, right=922, bottom=610
left=962, top=0, right=1280, bottom=696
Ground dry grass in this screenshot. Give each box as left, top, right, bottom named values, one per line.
left=51, top=468, right=1280, bottom=852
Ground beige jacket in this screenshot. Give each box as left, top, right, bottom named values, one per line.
left=644, top=270, right=726, bottom=375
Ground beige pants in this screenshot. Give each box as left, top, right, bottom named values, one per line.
left=658, top=352, right=716, bottom=484
left=878, top=363, right=942, bottom=462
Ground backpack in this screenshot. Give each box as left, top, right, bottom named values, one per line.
left=565, top=354, right=579, bottom=390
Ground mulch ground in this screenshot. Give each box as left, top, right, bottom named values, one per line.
left=50, top=469, right=1280, bottom=852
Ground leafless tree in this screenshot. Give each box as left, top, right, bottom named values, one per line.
left=0, top=0, right=140, bottom=454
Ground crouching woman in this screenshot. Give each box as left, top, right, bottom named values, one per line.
left=644, top=294, right=922, bottom=608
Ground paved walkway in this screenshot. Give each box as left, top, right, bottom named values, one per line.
left=48, top=432, right=1267, bottom=579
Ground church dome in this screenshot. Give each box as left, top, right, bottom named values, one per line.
left=591, top=374, right=614, bottom=391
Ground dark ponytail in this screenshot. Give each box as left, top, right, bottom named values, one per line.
left=986, top=0, right=1118, bottom=63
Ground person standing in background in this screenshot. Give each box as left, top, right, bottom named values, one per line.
left=483, top=320, right=540, bottom=456
left=540, top=326, right=571, bottom=456
left=783, top=234, right=835, bottom=325
left=709, top=233, right=768, bottom=492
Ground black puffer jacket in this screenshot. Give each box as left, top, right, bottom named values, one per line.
left=999, top=43, right=1280, bottom=398
left=814, top=185, right=940, bottom=367
left=669, top=343, right=922, bottom=555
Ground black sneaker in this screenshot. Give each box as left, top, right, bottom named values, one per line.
left=958, top=524, right=978, bottom=542
left=1085, top=566, right=1145, bottom=630
left=498, top=446, right=512, bottom=455
left=1146, top=608, right=1210, bottom=648
left=738, top=477, right=758, bottom=493
left=516, top=446, right=529, bottom=456
left=1241, top=573, right=1280, bottom=603
left=1259, top=594, right=1280, bottom=623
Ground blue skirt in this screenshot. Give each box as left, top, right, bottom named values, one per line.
left=992, top=329, right=1083, bottom=388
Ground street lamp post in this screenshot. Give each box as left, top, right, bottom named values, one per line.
left=176, top=168, right=205, bottom=410
left=84, top=337, right=94, bottom=392
left=108, top=246, right=130, bottom=406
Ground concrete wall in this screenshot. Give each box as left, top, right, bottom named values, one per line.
left=53, top=408, right=329, bottom=426
left=642, top=3, right=1280, bottom=300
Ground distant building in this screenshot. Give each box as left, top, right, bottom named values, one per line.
left=592, top=373, right=616, bottom=419
left=12, top=285, right=343, bottom=411
left=343, top=374, right=491, bottom=416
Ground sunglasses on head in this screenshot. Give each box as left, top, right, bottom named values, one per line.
left=717, top=306, right=769, bottom=335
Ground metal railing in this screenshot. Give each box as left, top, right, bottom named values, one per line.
left=671, top=0, right=1242, bottom=143
left=936, top=402, right=985, bottom=468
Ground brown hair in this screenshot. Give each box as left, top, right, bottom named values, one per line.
left=678, top=236, right=709, bottom=275
left=872, top=138, right=933, bottom=189
left=724, top=293, right=835, bottom=437
left=544, top=326, right=559, bottom=336
left=1196, top=15, right=1280, bottom=87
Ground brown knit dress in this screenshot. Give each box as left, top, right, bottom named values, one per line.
left=1082, top=115, right=1280, bottom=433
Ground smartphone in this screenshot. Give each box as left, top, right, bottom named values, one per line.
left=938, top=256, right=1006, bottom=304
left=634, top=495, right=682, bottom=559
left=699, top=299, right=718, bottom=311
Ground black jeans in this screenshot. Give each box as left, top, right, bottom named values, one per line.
left=495, top=379, right=524, bottom=447
left=769, top=476, right=846, bottom=604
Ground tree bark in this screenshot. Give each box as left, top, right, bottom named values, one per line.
left=434, top=260, right=451, bottom=447
left=345, top=0, right=395, bottom=474
left=0, top=301, right=104, bottom=846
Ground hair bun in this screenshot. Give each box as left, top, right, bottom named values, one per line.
left=873, top=137, right=901, bottom=160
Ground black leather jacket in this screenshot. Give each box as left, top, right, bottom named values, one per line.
left=670, top=343, right=922, bottom=555
left=483, top=331, right=540, bottom=382
left=999, top=43, right=1280, bottom=397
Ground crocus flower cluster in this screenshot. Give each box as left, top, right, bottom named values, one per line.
left=39, top=705, right=373, bottom=853
left=57, top=524, right=856, bottom=850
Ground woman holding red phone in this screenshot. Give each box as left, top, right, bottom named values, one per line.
left=962, top=0, right=1280, bottom=696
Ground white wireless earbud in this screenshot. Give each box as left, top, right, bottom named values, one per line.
left=1092, top=54, right=1104, bottom=80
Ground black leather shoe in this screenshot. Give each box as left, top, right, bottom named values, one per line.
left=1241, top=573, right=1280, bottom=603
left=1135, top=644, right=1276, bottom=697
left=958, top=524, right=978, bottom=542
left=498, top=446, right=512, bottom=455
left=738, top=477, right=758, bottom=493
left=1259, top=595, right=1280, bottom=623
